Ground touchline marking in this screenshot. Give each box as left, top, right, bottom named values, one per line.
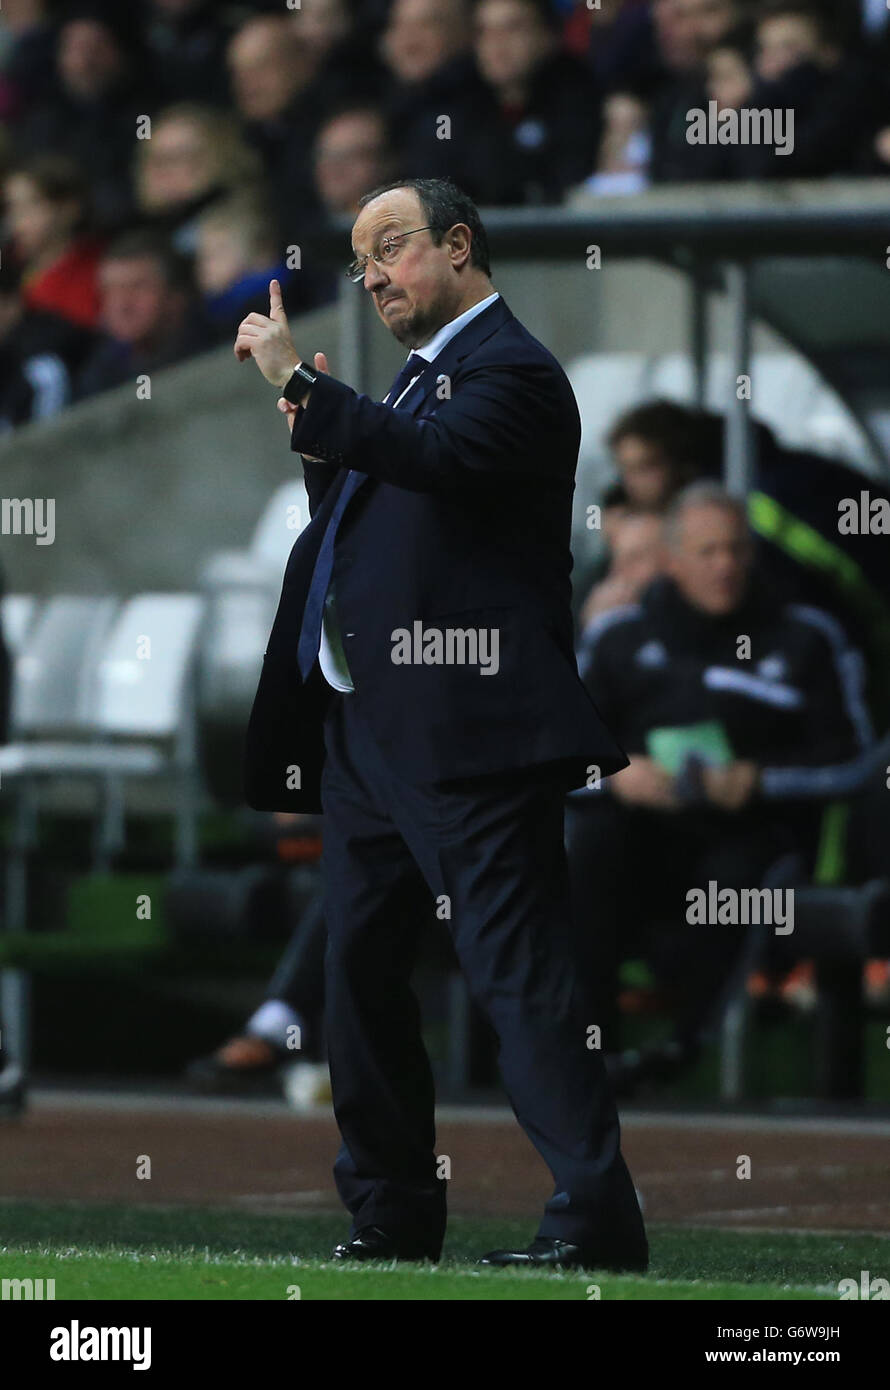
left=27, top=1091, right=890, bottom=1137
left=639, top=1163, right=868, bottom=1185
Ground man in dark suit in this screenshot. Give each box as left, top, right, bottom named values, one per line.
left=234, top=176, right=647, bottom=1271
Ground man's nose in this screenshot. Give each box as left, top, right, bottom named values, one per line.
left=364, top=260, right=389, bottom=291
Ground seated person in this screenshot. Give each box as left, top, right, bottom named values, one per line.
left=731, top=3, right=877, bottom=179
left=3, top=153, right=107, bottom=330
left=0, top=252, right=95, bottom=433
left=576, top=90, right=651, bottom=198
left=75, top=229, right=216, bottom=400
left=705, top=20, right=755, bottom=118
left=472, top=0, right=603, bottom=204
left=579, top=509, right=667, bottom=630
left=606, top=399, right=890, bottom=727
left=195, top=190, right=329, bottom=339
left=569, top=482, right=874, bottom=1092
left=132, top=102, right=263, bottom=257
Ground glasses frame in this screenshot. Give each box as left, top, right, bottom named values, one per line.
left=345, top=225, right=436, bottom=282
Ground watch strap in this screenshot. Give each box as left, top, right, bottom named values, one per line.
left=283, top=362, right=318, bottom=404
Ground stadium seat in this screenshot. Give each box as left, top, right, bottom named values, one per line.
left=0, top=592, right=206, bottom=1093
left=645, top=351, right=697, bottom=403
left=6, top=594, right=119, bottom=740
left=0, top=595, right=39, bottom=658
left=0, top=592, right=206, bottom=895
left=195, top=479, right=311, bottom=803
left=249, top=478, right=311, bottom=569
left=567, top=352, right=649, bottom=565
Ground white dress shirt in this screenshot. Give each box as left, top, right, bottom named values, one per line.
left=317, top=291, right=501, bottom=693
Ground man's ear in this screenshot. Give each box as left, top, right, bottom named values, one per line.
left=448, top=224, right=473, bottom=269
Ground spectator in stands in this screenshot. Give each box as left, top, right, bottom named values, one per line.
left=730, top=2, right=877, bottom=179
left=290, top=0, right=388, bottom=108
left=3, top=154, right=107, bottom=329
left=195, top=189, right=332, bottom=338
left=604, top=398, right=890, bottom=726
left=647, top=0, right=754, bottom=181
left=585, top=9, right=755, bottom=191
left=293, top=0, right=353, bottom=61
left=863, top=0, right=890, bottom=170
left=578, top=510, right=667, bottom=629
left=378, top=0, right=519, bottom=203
left=74, top=229, right=215, bottom=400
left=607, top=398, right=718, bottom=508
left=226, top=13, right=326, bottom=243
left=0, top=251, right=95, bottom=433
left=312, top=104, right=396, bottom=221
left=755, top=2, right=846, bottom=83
left=380, top=0, right=470, bottom=90
left=576, top=89, right=651, bottom=196
left=142, top=0, right=235, bottom=108
left=0, top=0, right=56, bottom=123
left=133, top=103, right=263, bottom=257
left=272, top=102, right=395, bottom=298
left=705, top=19, right=755, bottom=112
left=569, top=482, right=873, bottom=1092
left=581, top=477, right=635, bottom=569
left=8, top=5, right=148, bottom=229
left=591, top=0, right=743, bottom=102
left=472, top=0, right=602, bottom=204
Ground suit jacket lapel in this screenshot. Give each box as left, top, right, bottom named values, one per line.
left=402, top=295, right=512, bottom=418
left=337, top=295, right=513, bottom=508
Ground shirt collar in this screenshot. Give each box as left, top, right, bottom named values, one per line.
left=412, top=291, right=500, bottom=364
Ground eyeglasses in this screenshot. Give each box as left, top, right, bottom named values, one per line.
left=345, top=226, right=434, bottom=283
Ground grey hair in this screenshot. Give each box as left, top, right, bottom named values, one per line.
left=662, top=481, right=749, bottom=550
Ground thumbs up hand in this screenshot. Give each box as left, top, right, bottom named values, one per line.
left=233, top=279, right=301, bottom=388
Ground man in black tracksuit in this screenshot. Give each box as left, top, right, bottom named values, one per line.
left=568, top=481, right=874, bottom=1079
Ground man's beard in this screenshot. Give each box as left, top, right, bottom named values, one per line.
left=390, top=298, right=444, bottom=349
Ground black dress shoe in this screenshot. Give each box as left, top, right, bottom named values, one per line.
left=479, top=1236, right=648, bottom=1273
left=331, top=1225, right=439, bottom=1262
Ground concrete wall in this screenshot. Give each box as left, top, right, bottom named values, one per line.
left=0, top=261, right=784, bottom=597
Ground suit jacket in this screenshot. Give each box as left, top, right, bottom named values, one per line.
left=243, top=294, right=629, bottom=812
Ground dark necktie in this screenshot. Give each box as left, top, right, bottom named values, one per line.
left=296, top=352, right=426, bottom=680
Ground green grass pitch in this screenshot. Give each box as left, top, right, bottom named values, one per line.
left=1, top=1203, right=886, bottom=1299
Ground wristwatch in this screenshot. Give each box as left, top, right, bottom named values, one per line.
left=282, top=361, right=318, bottom=405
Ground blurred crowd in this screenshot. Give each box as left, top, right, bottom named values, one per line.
left=2, top=0, right=890, bottom=430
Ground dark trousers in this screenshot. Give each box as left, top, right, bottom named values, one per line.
left=319, top=690, right=647, bottom=1258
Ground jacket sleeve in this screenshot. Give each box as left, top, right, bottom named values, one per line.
left=758, top=607, right=876, bottom=800
left=568, top=616, right=630, bottom=800
left=300, top=454, right=340, bottom=518
left=290, top=361, right=573, bottom=495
